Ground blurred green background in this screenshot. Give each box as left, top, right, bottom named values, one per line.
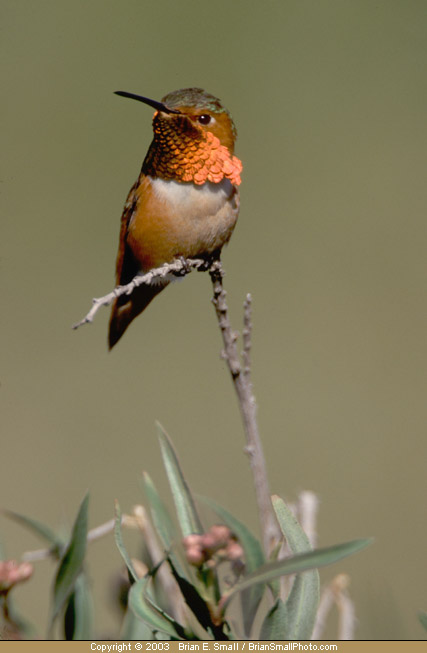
left=2, top=0, right=426, bottom=640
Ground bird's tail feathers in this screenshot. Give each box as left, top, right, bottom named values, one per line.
left=108, top=282, right=168, bottom=349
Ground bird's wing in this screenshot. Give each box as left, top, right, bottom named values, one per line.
left=109, top=174, right=167, bottom=349
left=114, top=178, right=140, bottom=285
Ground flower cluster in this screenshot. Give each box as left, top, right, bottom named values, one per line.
left=183, top=525, right=244, bottom=570
left=0, top=560, right=33, bottom=594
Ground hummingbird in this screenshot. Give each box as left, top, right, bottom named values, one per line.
left=108, top=88, right=242, bottom=349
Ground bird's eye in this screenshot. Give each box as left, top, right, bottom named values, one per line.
left=197, top=114, right=212, bottom=125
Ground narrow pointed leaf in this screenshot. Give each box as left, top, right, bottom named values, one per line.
left=259, top=598, right=287, bottom=639
left=63, top=572, right=93, bottom=640
left=142, top=471, right=189, bottom=581
left=121, top=607, right=156, bottom=640
left=142, top=471, right=177, bottom=549
left=157, top=423, right=203, bottom=536
left=222, top=538, right=372, bottom=608
left=272, top=495, right=313, bottom=553
left=198, top=495, right=265, bottom=636
left=51, top=493, right=89, bottom=622
left=114, top=500, right=138, bottom=583
left=129, top=575, right=185, bottom=639
left=167, top=555, right=215, bottom=634
left=4, top=510, right=63, bottom=554
left=272, top=495, right=319, bottom=639
left=267, top=539, right=285, bottom=600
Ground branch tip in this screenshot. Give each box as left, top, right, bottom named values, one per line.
left=73, top=257, right=206, bottom=330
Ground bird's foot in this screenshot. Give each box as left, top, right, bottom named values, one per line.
left=173, top=256, right=194, bottom=276
left=196, top=250, right=221, bottom=272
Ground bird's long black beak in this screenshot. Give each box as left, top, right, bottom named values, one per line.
left=114, top=91, right=180, bottom=114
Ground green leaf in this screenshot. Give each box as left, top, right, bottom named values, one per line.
left=198, top=495, right=265, bottom=637
left=266, top=539, right=285, bottom=600
left=51, top=493, right=89, bottom=624
left=259, top=598, right=287, bottom=639
left=120, top=607, right=156, bottom=640
left=142, top=471, right=177, bottom=550
left=142, top=471, right=189, bottom=582
left=114, top=500, right=138, bottom=583
left=418, top=611, right=427, bottom=633
left=4, top=510, right=63, bottom=555
left=222, top=538, right=372, bottom=609
left=271, top=495, right=319, bottom=639
left=272, top=495, right=312, bottom=553
left=157, top=422, right=203, bottom=537
left=166, top=555, right=216, bottom=635
left=63, top=572, right=93, bottom=640
left=128, top=575, right=185, bottom=639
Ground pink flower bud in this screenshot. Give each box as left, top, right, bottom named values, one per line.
left=185, top=546, right=205, bottom=566
left=0, top=560, right=33, bottom=592
left=200, top=532, right=218, bottom=552
left=183, top=534, right=203, bottom=549
left=209, top=525, right=231, bottom=546
left=226, top=540, right=244, bottom=561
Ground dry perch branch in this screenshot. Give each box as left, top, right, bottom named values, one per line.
left=208, top=261, right=280, bottom=553
left=72, top=258, right=206, bottom=330
left=73, top=258, right=280, bottom=554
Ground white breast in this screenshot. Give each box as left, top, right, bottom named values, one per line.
left=144, top=175, right=239, bottom=262
left=150, top=177, right=234, bottom=217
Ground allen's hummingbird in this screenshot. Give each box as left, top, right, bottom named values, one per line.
left=108, top=88, right=242, bottom=349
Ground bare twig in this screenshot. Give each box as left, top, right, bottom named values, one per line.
left=72, top=257, right=206, bottom=330
left=208, top=261, right=280, bottom=555
left=87, top=517, right=116, bottom=542
left=311, top=574, right=356, bottom=640
left=297, top=490, right=319, bottom=549
left=21, top=548, right=53, bottom=563
left=242, top=294, right=252, bottom=379
left=22, top=515, right=135, bottom=562
left=336, top=578, right=356, bottom=640
left=73, top=258, right=280, bottom=555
